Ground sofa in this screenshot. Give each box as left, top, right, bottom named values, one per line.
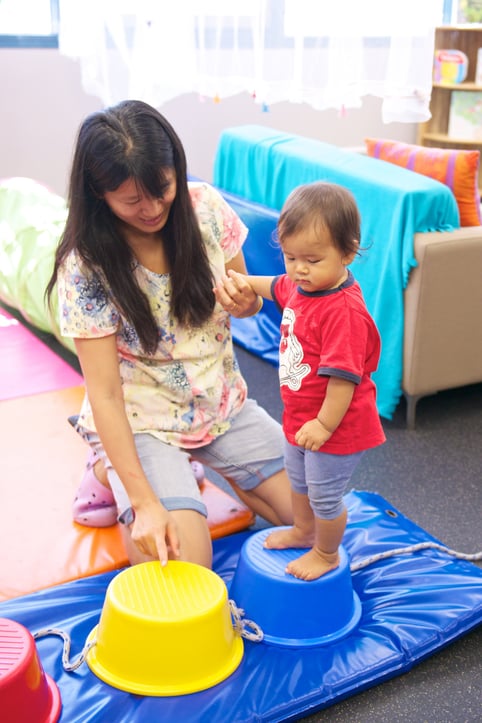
left=213, top=125, right=482, bottom=428
left=402, top=226, right=482, bottom=427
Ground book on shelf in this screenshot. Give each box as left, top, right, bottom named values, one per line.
left=448, top=90, right=482, bottom=141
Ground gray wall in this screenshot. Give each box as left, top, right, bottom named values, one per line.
left=1, top=48, right=417, bottom=197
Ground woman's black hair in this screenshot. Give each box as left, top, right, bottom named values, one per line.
left=46, top=99, right=215, bottom=353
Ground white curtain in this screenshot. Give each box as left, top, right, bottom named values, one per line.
left=58, top=0, right=445, bottom=123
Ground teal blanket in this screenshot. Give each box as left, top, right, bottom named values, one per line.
left=214, top=125, right=460, bottom=419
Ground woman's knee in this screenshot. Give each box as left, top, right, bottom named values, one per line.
left=120, top=509, right=212, bottom=568
left=251, top=470, right=294, bottom=525
left=170, top=509, right=213, bottom=568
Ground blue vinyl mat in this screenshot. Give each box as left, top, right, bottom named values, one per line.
left=1, top=491, right=481, bottom=722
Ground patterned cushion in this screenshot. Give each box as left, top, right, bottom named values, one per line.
left=365, top=138, right=481, bottom=227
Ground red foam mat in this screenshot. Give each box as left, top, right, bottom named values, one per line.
left=0, top=385, right=254, bottom=601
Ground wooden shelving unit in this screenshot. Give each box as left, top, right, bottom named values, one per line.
left=417, top=25, right=482, bottom=192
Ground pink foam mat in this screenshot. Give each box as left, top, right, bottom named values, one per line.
left=0, top=308, right=82, bottom=400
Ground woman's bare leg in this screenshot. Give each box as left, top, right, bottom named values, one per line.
left=227, top=469, right=293, bottom=526
left=92, top=458, right=110, bottom=488
left=120, top=509, right=213, bottom=568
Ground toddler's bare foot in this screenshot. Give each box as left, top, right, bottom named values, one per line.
left=264, top=526, right=314, bottom=550
left=286, top=547, right=340, bottom=581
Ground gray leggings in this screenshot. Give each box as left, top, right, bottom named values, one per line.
left=284, top=440, right=364, bottom=520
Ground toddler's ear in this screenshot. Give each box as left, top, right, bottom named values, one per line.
left=344, top=240, right=359, bottom=265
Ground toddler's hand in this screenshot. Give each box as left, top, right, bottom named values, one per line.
left=295, top=418, right=332, bottom=451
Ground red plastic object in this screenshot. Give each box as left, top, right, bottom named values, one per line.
left=0, top=618, right=61, bottom=723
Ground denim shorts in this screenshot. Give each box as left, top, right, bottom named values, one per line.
left=83, top=399, right=284, bottom=519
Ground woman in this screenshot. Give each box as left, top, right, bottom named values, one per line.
left=46, top=99, right=292, bottom=569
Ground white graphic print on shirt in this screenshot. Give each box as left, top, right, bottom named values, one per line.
left=278, top=307, right=310, bottom=391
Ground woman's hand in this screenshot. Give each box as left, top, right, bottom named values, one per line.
left=129, top=499, right=181, bottom=565
left=213, top=270, right=259, bottom=317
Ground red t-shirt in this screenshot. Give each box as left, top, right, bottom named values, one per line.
left=272, top=271, right=386, bottom=454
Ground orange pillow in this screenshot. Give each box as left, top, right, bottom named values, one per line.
left=365, top=138, right=481, bottom=227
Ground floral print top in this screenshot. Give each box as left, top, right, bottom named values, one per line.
left=57, top=182, right=248, bottom=448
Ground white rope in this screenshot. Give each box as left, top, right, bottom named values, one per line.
left=33, top=543, right=480, bottom=668
left=32, top=606, right=263, bottom=675
left=32, top=628, right=96, bottom=672
left=350, top=542, right=482, bottom=572
left=228, top=600, right=264, bottom=642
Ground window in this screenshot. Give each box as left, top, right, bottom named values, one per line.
left=0, top=0, right=59, bottom=48
left=0, top=1, right=475, bottom=51
left=444, top=0, right=482, bottom=22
